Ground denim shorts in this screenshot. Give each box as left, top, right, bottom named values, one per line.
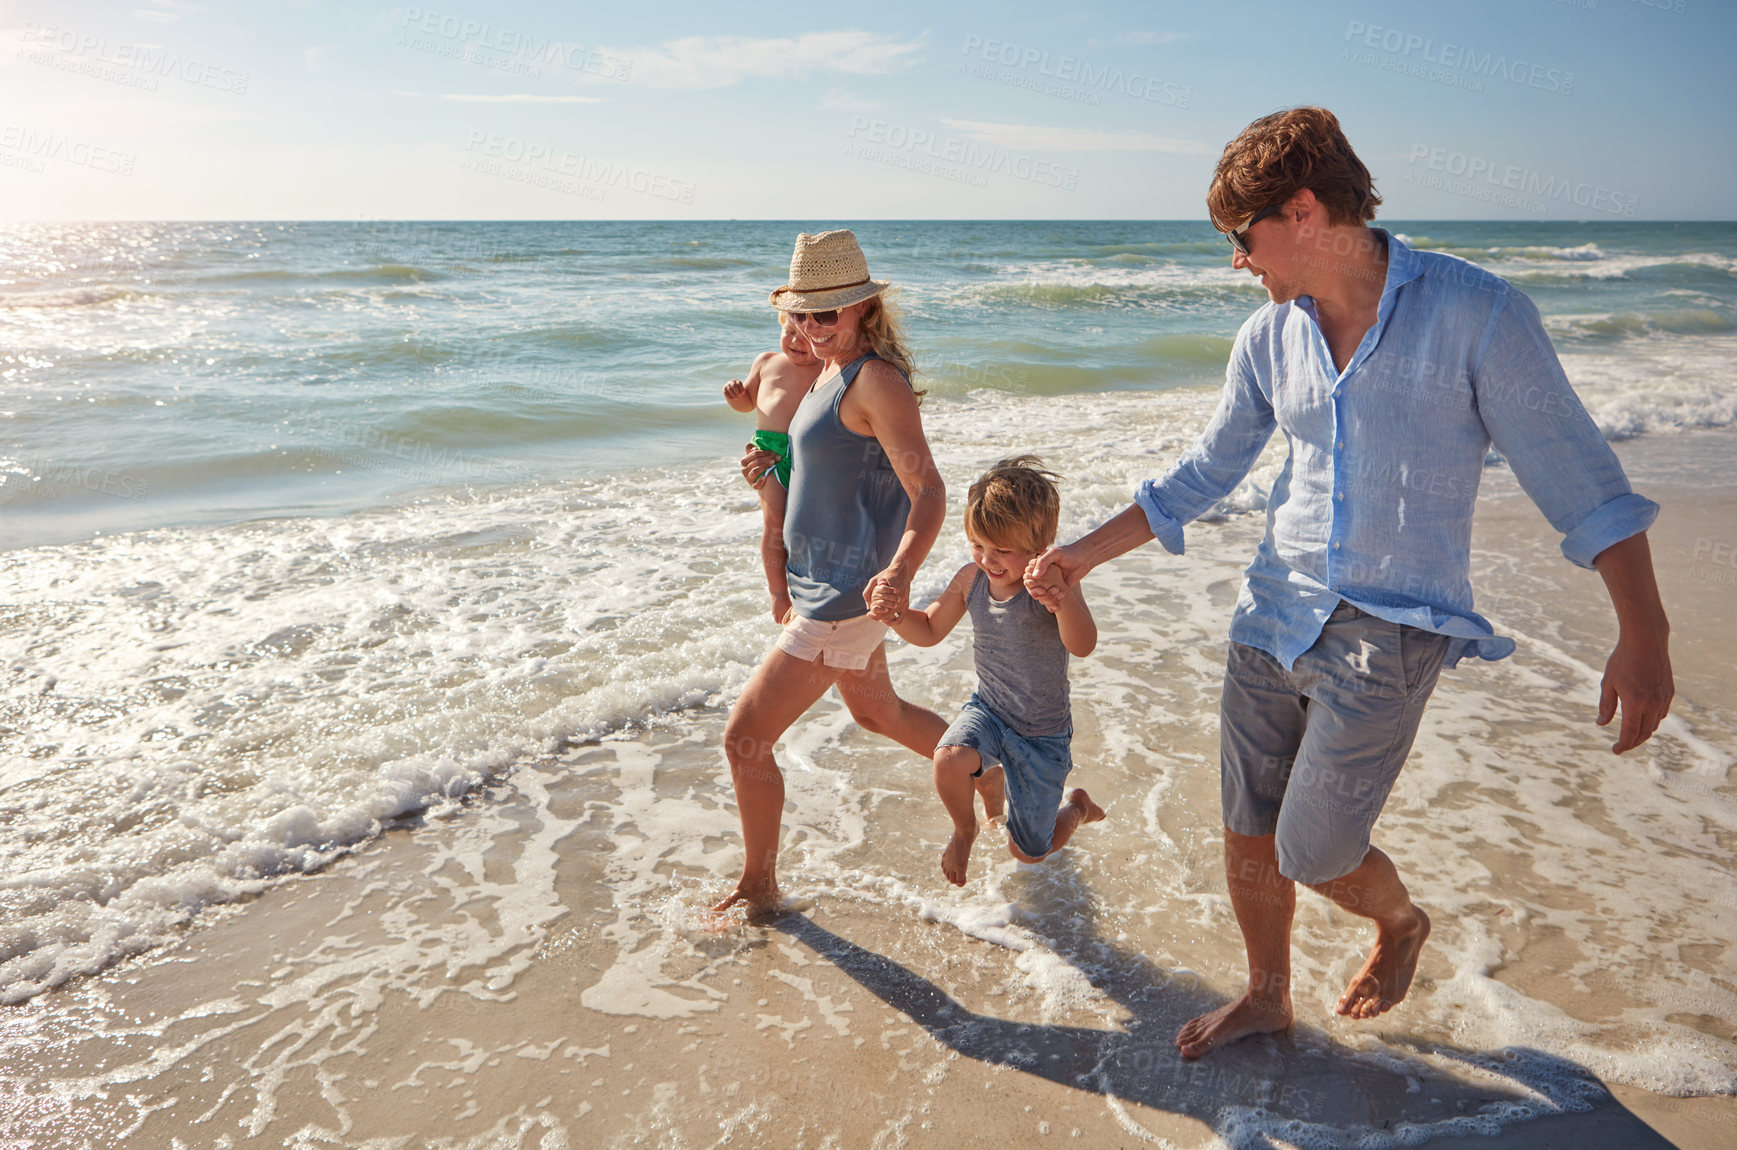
left=939, top=693, right=1074, bottom=858
left=1219, top=602, right=1450, bottom=884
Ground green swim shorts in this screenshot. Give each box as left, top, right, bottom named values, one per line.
left=753, top=429, right=791, bottom=489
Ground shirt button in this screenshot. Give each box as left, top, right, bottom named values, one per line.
left=1333, top=542, right=1341, bottom=550
left=1336, top=441, right=1345, bottom=449
left=1336, top=493, right=1344, bottom=501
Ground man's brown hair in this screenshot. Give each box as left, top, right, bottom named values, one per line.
left=965, top=456, right=1060, bottom=555
left=1206, top=106, right=1381, bottom=233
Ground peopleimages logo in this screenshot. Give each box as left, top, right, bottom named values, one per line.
left=846, top=118, right=1079, bottom=190
left=17, top=20, right=250, bottom=93
left=958, top=35, right=1191, bottom=106
left=1406, top=144, right=1640, bottom=218
left=1343, top=20, right=1575, bottom=96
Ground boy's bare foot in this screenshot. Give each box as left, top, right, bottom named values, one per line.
left=975, top=767, right=1006, bottom=824
left=1175, top=993, right=1292, bottom=1060
left=1336, top=905, right=1430, bottom=1019
left=941, top=822, right=978, bottom=886
left=1068, top=788, right=1106, bottom=824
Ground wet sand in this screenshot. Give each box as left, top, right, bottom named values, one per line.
left=4, top=431, right=1734, bottom=1149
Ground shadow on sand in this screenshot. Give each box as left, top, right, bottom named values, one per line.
left=771, top=855, right=1673, bottom=1149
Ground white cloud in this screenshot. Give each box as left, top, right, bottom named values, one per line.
left=942, top=120, right=1208, bottom=154
left=134, top=0, right=199, bottom=24
left=440, top=93, right=607, bottom=104
left=1118, top=31, right=1188, bottom=46
left=621, top=30, right=924, bottom=89
left=819, top=87, right=885, bottom=112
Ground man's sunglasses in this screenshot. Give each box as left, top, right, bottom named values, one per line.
left=1226, top=201, right=1284, bottom=256
left=789, top=309, right=840, bottom=327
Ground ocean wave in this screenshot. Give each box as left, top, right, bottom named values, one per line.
left=0, top=285, right=136, bottom=309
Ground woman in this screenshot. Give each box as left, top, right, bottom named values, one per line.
left=715, top=229, right=948, bottom=914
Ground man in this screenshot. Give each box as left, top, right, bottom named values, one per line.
left=1026, top=107, right=1673, bottom=1059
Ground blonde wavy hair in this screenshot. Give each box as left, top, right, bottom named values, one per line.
left=856, top=290, right=922, bottom=395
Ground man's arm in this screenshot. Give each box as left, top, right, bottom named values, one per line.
left=1473, top=288, right=1670, bottom=753
left=1030, top=329, right=1274, bottom=597
left=1592, top=532, right=1673, bottom=753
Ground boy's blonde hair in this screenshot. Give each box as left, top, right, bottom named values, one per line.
left=966, top=456, right=1060, bottom=554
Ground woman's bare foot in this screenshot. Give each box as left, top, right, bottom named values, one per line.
left=941, top=822, right=979, bottom=886
left=1336, top=905, right=1430, bottom=1019
left=975, top=767, right=1005, bottom=824
left=1175, top=992, right=1292, bottom=1060
left=712, top=875, right=784, bottom=918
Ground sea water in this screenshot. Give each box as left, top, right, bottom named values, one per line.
left=2, top=220, right=1734, bottom=1143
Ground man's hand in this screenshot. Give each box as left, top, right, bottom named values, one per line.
left=865, top=564, right=910, bottom=623
left=740, top=443, right=777, bottom=488
left=1590, top=532, right=1673, bottom=755
left=1598, top=633, right=1673, bottom=753
left=1025, top=544, right=1087, bottom=611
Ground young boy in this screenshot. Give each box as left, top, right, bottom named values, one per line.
left=723, top=316, right=823, bottom=623
left=881, top=456, right=1104, bottom=886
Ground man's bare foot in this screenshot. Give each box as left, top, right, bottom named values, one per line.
left=941, top=822, right=978, bottom=886
left=1068, top=788, right=1106, bottom=824
left=712, top=876, right=784, bottom=918
left=1175, top=993, right=1292, bottom=1060
left=975, top=767, right=1005, bottom=824
left=1336, top=905, right=1430, bottom=1019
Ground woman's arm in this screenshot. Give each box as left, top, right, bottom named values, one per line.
left=846, top=360, right=946, bottom=621
left=885, top=564, right=973, bottom=647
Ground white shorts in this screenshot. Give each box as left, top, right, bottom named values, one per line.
left=774, top=613, right=888, bottom=671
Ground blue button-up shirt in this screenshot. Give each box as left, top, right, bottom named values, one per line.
left=1136, top=230, right=1658, bottom=669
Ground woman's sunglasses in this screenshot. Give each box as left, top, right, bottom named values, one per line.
left=790, top=309, right=840, bottom=327
left=1225, top=201, right=1284, bottom=256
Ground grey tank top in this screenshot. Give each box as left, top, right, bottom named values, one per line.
left=783, top=353, right=912, bottom=622
left=968, top=570, right=1071, bottom=737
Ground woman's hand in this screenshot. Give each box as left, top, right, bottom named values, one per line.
left=771, top=592, right=794, bottom=626
left=864, top=563, right=911, bottom=623
left=740, top=443, right=777, bottom=488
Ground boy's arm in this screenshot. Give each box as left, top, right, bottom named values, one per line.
left=724, top=352, right=772, bottom=412
left=885, top=565, right=973, bottom=648
left=759, top=481, right=792, bottom=623
left=1037, top=570, right=1096, bottom=656
left=1051, top=580, right=1096, bottom=657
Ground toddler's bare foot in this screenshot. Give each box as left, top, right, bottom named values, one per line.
left=941, top=822, right=978, bottom=886
left=975, top=767, right=1006, bottom=824
left=1068, top=788, right=1106, bottom=824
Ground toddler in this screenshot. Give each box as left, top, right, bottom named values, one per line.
left=882, top=456, right=1104, bottom=885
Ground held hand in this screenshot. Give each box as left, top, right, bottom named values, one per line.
left=864, top=565, right=910, bottom=623
left=740, top=443, right=777, bottom=488
left=1597, top=633, right=1674, bottom=753
left=1025, top=544, right=1085, bottom=611
left=1024, top=564, right=1069, bottom=614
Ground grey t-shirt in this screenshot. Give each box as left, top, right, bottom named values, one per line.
left=967, top=569, right=1071, bottom=737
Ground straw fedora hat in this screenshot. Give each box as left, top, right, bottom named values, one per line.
left=769, top=229, right=889, bottom=313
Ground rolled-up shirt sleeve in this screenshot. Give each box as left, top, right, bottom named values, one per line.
left=1472, top=286, right=1659, bottom=569
left=1136, top=331, right=1277, bottom=555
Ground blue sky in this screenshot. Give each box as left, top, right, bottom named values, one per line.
left=2, top=0, right=1733, bottom=219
